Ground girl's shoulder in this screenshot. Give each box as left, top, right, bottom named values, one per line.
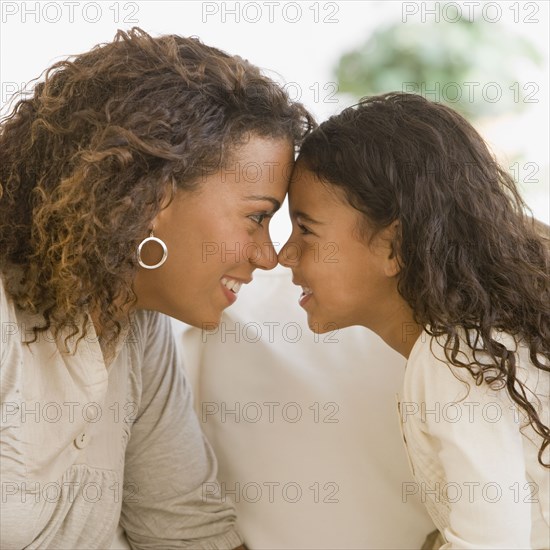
left=405, top=327, right=548, bottom=405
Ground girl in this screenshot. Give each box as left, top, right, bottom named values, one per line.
left=0, top=28, right=312, bottom=548
left=278, top=92, right=549, bottom=549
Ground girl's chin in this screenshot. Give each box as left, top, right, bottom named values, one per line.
left=306, top=314, right=345, bottom=334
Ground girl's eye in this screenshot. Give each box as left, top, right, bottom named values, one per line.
left=297, top=223, right=312, bottom=236
left=249, top=213, right=270, bottom=226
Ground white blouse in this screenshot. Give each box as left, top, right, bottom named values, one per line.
left=397, top=328, right=550, bottom=549
left=0, top=268, right=243, bottom=549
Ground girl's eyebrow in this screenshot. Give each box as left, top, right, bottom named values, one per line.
left=292, top=210, right=325, bottom=225
left=244, top=195, right=281, bottom=213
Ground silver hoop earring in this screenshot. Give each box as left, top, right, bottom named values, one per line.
left=137, top=229, right=168, bottom=269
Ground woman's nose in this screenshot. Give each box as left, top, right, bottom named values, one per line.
left=249, top=239, right=278, bottom=271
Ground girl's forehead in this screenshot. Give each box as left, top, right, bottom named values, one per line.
left=289, top=169, right=346, bottom=205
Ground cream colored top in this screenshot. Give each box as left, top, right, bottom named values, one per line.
left=0, top=270, right=243, bottom=549
left=397, top=329, right=550, bottom=549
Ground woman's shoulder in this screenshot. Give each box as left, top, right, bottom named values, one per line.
left=132, top=308, right=173, bottom=336
left=0, top=270, right=9, bottom=318
left=0, top=266, right=18, bottom=317
left=0, top=267, right=21, bottom=358
left=0, top=268, right=25, bottom=396
left=126, top=308, right=177, bottom=359
left=0, top=263, right=35, bottom=326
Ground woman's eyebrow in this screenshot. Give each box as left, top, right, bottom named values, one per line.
left=292, top=210, right=325, bottom=225
left=244, top=195, right=281, bottom=212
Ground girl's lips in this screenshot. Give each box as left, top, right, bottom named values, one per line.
left=220, top=280, right=237, bottom=304
left=299, top=292, right=313, bottom=308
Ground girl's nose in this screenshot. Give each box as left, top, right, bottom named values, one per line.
left=278, top=240, right=300, bottom=267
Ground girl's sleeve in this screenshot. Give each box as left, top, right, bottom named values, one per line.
left=410, top=351, right=534, bottom=549
left=119, top=310, right=244, bottom=549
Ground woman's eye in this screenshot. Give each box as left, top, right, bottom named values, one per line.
left=249, top=213, right=270, bottom=226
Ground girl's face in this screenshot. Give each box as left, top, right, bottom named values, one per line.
left=278, top=163, right=401, bottom=335
left=132, top=135, right=294, bottom=329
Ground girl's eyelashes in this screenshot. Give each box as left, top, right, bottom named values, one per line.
left=297, top=222, right=312, bottom=236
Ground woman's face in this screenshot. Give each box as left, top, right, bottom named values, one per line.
left=132, top=135, right=294, bottom=328
left=278, top=163, right=401, bottom=334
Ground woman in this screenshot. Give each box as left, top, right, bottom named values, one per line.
left=278, top=92, right=549, bottom=549
left=0, top=28, right=312, bottom=548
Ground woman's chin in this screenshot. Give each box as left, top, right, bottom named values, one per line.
left=170, top=308, right=223, bottom=332
left=195, top=316, right=223, bottom=332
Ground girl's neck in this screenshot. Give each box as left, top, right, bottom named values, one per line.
left=370, top=299, right=423, bottom=360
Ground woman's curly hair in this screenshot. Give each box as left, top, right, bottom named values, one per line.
left=0, top=27, right=314, bottom=354
left=298, top=92, right=550, bottom=466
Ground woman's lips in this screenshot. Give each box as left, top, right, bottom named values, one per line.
left=220, top=275, right=251, bottom=305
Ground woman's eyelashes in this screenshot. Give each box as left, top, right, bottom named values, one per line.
left=248, top=212, right=272, bottom=227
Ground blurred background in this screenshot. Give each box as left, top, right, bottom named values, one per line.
left=2, top=0, right=548, bottom=242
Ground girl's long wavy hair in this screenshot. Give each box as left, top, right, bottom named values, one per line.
left=0, top=27, right=314, bottom=355
left=298, top=92, right=550, bottom=466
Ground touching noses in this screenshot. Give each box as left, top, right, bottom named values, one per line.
left=250, top=239, right=278, bottom=271
left=277, top=238, right=300, bottom=268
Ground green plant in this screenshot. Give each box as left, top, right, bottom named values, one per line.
left=335, top=19, right=542, bottom=119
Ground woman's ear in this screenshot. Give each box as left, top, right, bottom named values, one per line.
left=151, top=184, right=180, bottom=227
